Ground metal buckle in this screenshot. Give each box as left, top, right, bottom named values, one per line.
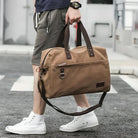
left=39, top=66, right=48, bottom=75
left=59, top=68, right=65, bottom=79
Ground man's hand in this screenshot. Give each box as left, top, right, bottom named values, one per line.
left=66, top=7, right=81, bottom=24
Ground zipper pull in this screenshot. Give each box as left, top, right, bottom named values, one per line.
left=58, top=63, right=67, bottom=67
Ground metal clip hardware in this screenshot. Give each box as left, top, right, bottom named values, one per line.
left=59, top=68, right=65, bottom=79
left=39, top=66, right=48, bottom=75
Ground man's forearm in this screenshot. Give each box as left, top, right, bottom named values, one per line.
left=33, top=0, right=36, bottom=5
left=33, top=0, right=36, bottom=12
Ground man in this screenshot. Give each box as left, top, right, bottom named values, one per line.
left=5, top=0, right=98, bottom=134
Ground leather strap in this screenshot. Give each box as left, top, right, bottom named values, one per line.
left=78, top=22, right=94, bottom=57
left=56, top=23, right=81, bottom=47
left=76, top=22, right=82, bottom=46
left=64, top=23, right=72, bottom=59
left=55, top=24, right=67, bottom=48
left=55, top=21, right=94, bottom=59
left=38, top=79, right=107, bottom=116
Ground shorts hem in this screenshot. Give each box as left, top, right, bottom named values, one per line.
left=31, top=62, right=40, bottom=66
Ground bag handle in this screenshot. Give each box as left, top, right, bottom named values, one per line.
left=38, top=79, right=107, bottom=116
left=56, top=21, right=94, bottom=59
left=56, top=22, right=81, bottom=47
left=76, top=22, right=82, bottom=46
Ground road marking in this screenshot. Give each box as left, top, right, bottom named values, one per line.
left=11, top=76, right=34, bottom=92
left=97, top=85, right=118, bottom=94
left=10, top=75, right=118, bottom=94
left=119, top=75, right=138, bottom=92
left=109, top=85, right=118, bottom=94
left=0, top=75, right=5, bottom=80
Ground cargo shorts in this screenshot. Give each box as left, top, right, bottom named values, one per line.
left=31, top=9, right=67, bottom=66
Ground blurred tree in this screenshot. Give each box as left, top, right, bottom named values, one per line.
left=87, top=0, right=113, bottom=4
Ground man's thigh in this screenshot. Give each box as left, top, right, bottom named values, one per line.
left=32, top=9, right=67, bottom=66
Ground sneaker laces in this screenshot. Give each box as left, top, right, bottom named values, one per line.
left=13, top=118, right=28, bottom=126
left=65, top=116, right=80, bottom=126
left=74, top=116, right=79, bottom=122
left=22, top=117, right=27, bottom=121
left=67, top=112, right=95, bottom=126
left=16, top=115, right=36, bottom=126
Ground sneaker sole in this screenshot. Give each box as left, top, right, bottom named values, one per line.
left=5, top=127, right=46, bottom=135
left=59, top=122, right=99, bottom=132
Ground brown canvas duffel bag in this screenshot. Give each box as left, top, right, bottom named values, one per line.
left=38, top=21, right=111, bottom=116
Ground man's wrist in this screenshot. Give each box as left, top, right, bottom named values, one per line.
left=69, top=1, right=81, bottom=9
left=33, top=0, right=36, bottom=12
left=70, top=0, right=80, bottom=2
left=71, top=0, right=80, bottom=2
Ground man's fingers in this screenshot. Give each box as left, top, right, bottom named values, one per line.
left=75, top=16, right=81, bottom=22
left=69, top=16, right=81, bottom=24
left=66, top=10, right=81, bottom=24
left=69, top=19, right=73, bottom=25
left=65, top=14, right=69, bottom=24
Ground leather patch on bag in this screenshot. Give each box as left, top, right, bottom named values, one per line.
left=96, top=82, right=105, bottom=88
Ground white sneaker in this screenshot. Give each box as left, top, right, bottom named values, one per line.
left=5, top=111, right=46, bottom=134
left=59, top=106, right=99, bottom=132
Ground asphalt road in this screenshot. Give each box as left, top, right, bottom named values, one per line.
left=0, top=54, right=138, bottom=138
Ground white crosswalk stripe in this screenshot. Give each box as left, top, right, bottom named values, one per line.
left=119, top=75, right=138, bottom=92
left=2, top=74, right=137, bottom=93
left=0, top=75, right=5, bottom=80
left=10, top=75, right=118, bottom=94
left=108, top=85, right=117, bottom=94
left=11, top=76, right=34, bottom=92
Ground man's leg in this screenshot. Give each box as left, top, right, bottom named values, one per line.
left=60, top=90, right=98, bottom=132
left=60, top=94, right=99, bottom=132
left=74, top=94, right=89, bottom=108
left=4, top=66, right=47, bottom=135
left=32, top=65, right=46, bottom=115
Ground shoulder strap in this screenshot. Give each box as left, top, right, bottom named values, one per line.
left=38, top=79, right=107, bottom=116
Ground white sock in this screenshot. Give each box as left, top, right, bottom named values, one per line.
left=32, top=111, right=44, bottom=117
left=77, top=106, right=95, bottom=115
left=77, top=106, right=88, bottom=112
left=29, top=111, right=44, bottom=121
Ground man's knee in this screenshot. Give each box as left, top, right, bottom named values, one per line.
left=32, top=65, right=39, bottom=74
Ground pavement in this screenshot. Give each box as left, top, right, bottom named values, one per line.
left=0, top=45, right=138, bottom=138
left=0, top=44, right=138, bottom=76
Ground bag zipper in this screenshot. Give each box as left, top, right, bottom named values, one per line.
left=41, top=47, right=65, bottom=66
left=41, top=47, right=108, bottom=67
left=56, top=60, right=108, bottom=68
left=41, top=49, right=53, bottom=66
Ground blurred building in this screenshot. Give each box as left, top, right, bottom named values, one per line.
left=114, top=0, right=138, bottom=59
left=80, top=0, right=114, bottom=47
left=0, top=0, right=114, bottom=45
left=0, top=0, right=137, bottom=59
left=0, top=0, right=35, bottom=45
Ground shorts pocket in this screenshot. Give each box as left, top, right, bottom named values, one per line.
left=37, top=11, right=51, bottom=33
left=33, top=12, right=37, bottom=31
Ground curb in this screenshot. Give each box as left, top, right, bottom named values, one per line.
left=110, top=66, right=138, bottom=76
left=0, top=45, right=33, bottom=55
